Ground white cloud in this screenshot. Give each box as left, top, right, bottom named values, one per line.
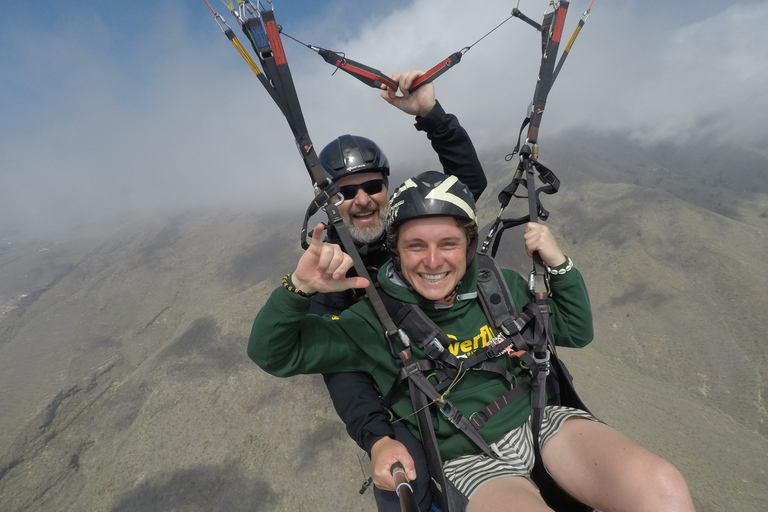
left=543, top=1, right=768, bottom=145
left=1, top=0, right=765, bottom=232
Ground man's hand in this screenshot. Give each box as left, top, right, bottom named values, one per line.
left=380, top=69, right=436, bottom=117
left=370, top=436, right=417, bottom=491
left=291, top=224, right=370, bottom=294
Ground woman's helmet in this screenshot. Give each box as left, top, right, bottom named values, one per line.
left=319, top=134, right=390, bottom=182
left=387, top=171, right=478, bottom=268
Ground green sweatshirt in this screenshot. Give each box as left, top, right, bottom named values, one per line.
left=249, top=256, right=593, bottom=460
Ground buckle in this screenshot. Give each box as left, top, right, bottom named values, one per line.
left=469, top=411, right=487, bottom=428
left=427, top=337, right=444, bottom=354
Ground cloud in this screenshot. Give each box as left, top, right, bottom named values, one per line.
left=285, top=0, right=768, bottom=167
left=545, top=1, right=768, bottom=145
left=0, top=0, right=765, bottom=233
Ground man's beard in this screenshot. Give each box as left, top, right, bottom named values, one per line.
left=346, top=202, right=389, bottom=245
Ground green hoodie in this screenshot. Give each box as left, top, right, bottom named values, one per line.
left=249, top=256, right=592, bottom=460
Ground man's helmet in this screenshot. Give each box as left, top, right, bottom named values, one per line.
left=387, top=171, right=478, bottom=268
left=319, top=134, right=390, bottom=182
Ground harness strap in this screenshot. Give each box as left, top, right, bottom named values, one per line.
left=406, top=367, right=496, bottom=457
left=382, top=358, right=437, bottom=406
left=377, top=269, right=547, bottom=461
left=406, top=373, right=450, bottom=512
left=476, top=253, right=517, bottom=323
left=469, top=381, right=532, bottom=428
left=261, top=11, right=305, bottom=128
left=227, top=6, right=405, bottom=339
left=381, top=293, right=466, bottom=370
left=380, top=252, right=592, bottom=511
left=388, top=299, right=529, bottom=392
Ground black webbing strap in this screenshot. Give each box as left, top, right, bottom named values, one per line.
left=220, top=24, right=287, bottom=112
left=383, top=358, right=437, bottom=405
left=380, top=290, right=529, bottom=391
left=380, top=253, right=590, bottom=511
left=233, top=6, right=402, bottom=338
left=394, top=347, right=493, bottom=512
left=468, top=381, right=531, bottom=428
left=480, top=2, right=571, bottom=259
left=325, top=202, right=399, bottom=335
left=526, top=2, right=569, bottom=148
left=406, top=374, right=451, bottom=511
left=243, top=16, right=298, bottom=136
left=379, top=292, right=462, bottom=367
left=467, top=299, right=550, bottom=429
left=527, top=294, right=592, bottom=512
left=475, top=253, right=518, bottom=329
left=261, top=11, right=308, bottom=137
left=377, top=273, right=552, bottom=456
left=474, top=248, right=593, bottom=512
left=406, top=364, right=496, bottom=457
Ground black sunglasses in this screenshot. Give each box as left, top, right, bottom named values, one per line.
left=337, top=179, right=385, bottom=200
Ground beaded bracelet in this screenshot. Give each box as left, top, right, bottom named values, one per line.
left=546, top=256, right=574, bottom=276
left=282, top=273, right=316, bottom=298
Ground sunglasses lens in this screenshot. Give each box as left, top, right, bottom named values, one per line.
left=362, top=180, right=384, bottom=195
left=339, top=179, right=384, bottom=200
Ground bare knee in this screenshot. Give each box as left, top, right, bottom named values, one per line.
left=639, top=458, right=694, bottom=511
left=467, top=476, right=552, bottom=512
left=545, top=421, right=694, bottom=511
left=600, top=451, right=695, bottom=512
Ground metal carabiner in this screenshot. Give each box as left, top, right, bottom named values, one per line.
left=527, top=267, right=551, bottom=298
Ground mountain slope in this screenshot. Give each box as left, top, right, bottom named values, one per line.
left=1, top=171, right=767, bottom=511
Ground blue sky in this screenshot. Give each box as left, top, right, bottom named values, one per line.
left=1, top=0, right=766, bottom=233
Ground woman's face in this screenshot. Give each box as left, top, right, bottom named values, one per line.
left=396, top=216, right=468, bottom=304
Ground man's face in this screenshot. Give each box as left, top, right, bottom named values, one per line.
left=335, top=172, right=389, bottom=244
left=396, top=216, right=468, bottom=304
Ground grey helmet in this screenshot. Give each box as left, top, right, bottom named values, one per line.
left=387, top=171, right=478, bottom=268
left=319, top=134, right=390, bottom=182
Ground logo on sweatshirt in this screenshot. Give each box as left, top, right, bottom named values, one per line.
left=446, top=325, right=494, bottom=357
left=446, top=325, right=525, bottom=359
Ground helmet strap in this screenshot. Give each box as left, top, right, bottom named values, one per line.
left=443, top=284, right=460, bottom=303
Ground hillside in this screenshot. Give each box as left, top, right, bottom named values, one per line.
left=1, top=141, right=768, bottom=511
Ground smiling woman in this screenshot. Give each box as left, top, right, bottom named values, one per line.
left=248, top=170, right=696, bottom=512
left=385, top=173, right=479, bottom=304
left=396, top=217, right=469, bottom=303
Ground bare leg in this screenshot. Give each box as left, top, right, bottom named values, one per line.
left=543, top=418, right=695, bottom=512
left=467, top=476, right=553, bottom=512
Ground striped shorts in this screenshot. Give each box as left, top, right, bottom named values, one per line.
left=442, top=406, right=598, bottom=499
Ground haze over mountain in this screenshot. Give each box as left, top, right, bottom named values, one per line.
left=1, top=131, right=767, bottom=512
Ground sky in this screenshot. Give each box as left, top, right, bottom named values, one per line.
left=1, top=0, right=766, bottom=233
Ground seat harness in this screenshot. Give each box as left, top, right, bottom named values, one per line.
left=379, top=253, right=591, bottom=512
